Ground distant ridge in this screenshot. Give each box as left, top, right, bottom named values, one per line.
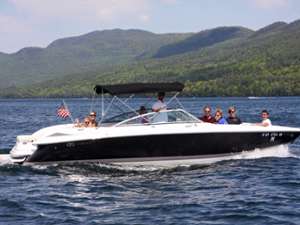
left=153, top=26, right=253, bottom=58
left=250, top=22, right=287, bottom=38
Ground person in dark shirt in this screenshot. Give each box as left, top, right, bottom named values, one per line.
left=200, top=106, right=216, bottom=123
left=139, top=106, right=148, bottom=123
left=226, top=106, right=242, bottom=124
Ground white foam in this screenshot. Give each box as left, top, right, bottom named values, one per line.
left=113, top=144, right=297, bottom=169
left=231, top=144, right=295, bottom=160
left=0, top=154, right=13, bottom=165
left=99, top=163, right=160, bottom=172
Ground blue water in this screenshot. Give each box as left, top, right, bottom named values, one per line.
left=0, top=97, right=300, bottom=225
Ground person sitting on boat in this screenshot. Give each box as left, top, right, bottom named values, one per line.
left=226, top=106, right=242, bottom=124
left=88, top=111, right=98, bottom=127
left=214, top=108, right=228, bottom=124
left=139, top=106, right=148, bottom=123
left=256, top=110, right=272, bottom=127
left=83, top=117, right=91, bottom=127
left=199, top=106, right=216, bottom=123
left=74, top=117, right=90, bottom=128
left=152, top=92, right=168, bottom=122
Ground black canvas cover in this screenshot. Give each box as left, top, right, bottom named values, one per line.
left=94, top=82, right=184, bottom=95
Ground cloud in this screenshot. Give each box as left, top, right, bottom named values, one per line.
left=140, top=14, right=150, bottom=22
left=0, top=15, right=30, bottom=33
left=0, top=14, right=43, bottom=53
left=0, top=0, right=153, bottom=52
left=253, top=0, right=289, bottom=9
left=9, top=0, right=150, bottom=23
left=160, top=0, right=178, bottom=5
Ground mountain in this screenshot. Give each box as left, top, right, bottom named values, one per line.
left=153, top=26, right=254, bottom=58
left=1, top=20, right=300, bottom=97
left=0, top=27, right=252, bottom=90
left=250, top=22, right=287, bottom=38
left=0, top=29, right=190, bottom=88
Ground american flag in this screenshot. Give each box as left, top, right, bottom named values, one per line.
left=57, top=104, right=70, bottom=119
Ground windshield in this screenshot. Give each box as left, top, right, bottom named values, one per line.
left=101, top=111, right=139, bottom=124
left=113, top=109, right=200, bottom=126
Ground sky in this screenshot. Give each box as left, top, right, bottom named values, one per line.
left=0, top=0, right=299, bottom=53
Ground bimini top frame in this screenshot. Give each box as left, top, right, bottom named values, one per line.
left=93, top=82, right=185, bottom=125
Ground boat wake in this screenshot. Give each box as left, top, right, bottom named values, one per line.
left=231, top=144, right=298, bottom=160
left=109, top=144, right=298, bottom=170
left=0, top=154, right=12, bottom=165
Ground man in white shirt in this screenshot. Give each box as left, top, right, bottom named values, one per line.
left=152, top=92, right=168, bottom=122
left=152, top=92, right=167, bottom=112
left=257, top=110, right=272, bottom=126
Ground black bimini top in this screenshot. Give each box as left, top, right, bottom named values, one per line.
left=94, top=82, right=184, bottom=95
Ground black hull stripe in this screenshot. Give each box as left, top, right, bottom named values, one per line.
left=27, top=132, right=300, bottom=163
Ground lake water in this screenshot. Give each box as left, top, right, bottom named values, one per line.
left=0, top=97, right=300, bottom=225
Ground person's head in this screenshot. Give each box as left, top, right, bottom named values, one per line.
left=261, top=110, right=269, bottom=119
left=139, top=106, right=147, bottom=115
left=228, top=106, right=237, bottom=117
left=215, top=108, right=223, bottom=120
left=203, top=106, right=212, bottom=116
left=157, top=92, right=165, bottom=101
left=84, top=117, right=90, bottom=127
left=89, top=111, right=97, bottom=121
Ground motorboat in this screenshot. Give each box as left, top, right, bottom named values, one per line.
left=8, top=82, right=300, bottom=165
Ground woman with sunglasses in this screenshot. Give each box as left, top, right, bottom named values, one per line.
left=226, top=106, right=242, bottom=124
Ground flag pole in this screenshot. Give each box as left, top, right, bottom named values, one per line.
left=63, top=99, right=74, bottom=123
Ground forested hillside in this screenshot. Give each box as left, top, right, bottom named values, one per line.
left=0, top=29, right=190, bottom=88
left=1, top=20, right=300, bottom=97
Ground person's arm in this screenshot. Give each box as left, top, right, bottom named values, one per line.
left=262, top=120, right=271, bottom=126
left=152, top=102, right=159, bottom=112
left=152, top=107, right=160, bottom=112
left=255, top=121, right=270, bottom=127
left=152, top=101, right=167, bottom=112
